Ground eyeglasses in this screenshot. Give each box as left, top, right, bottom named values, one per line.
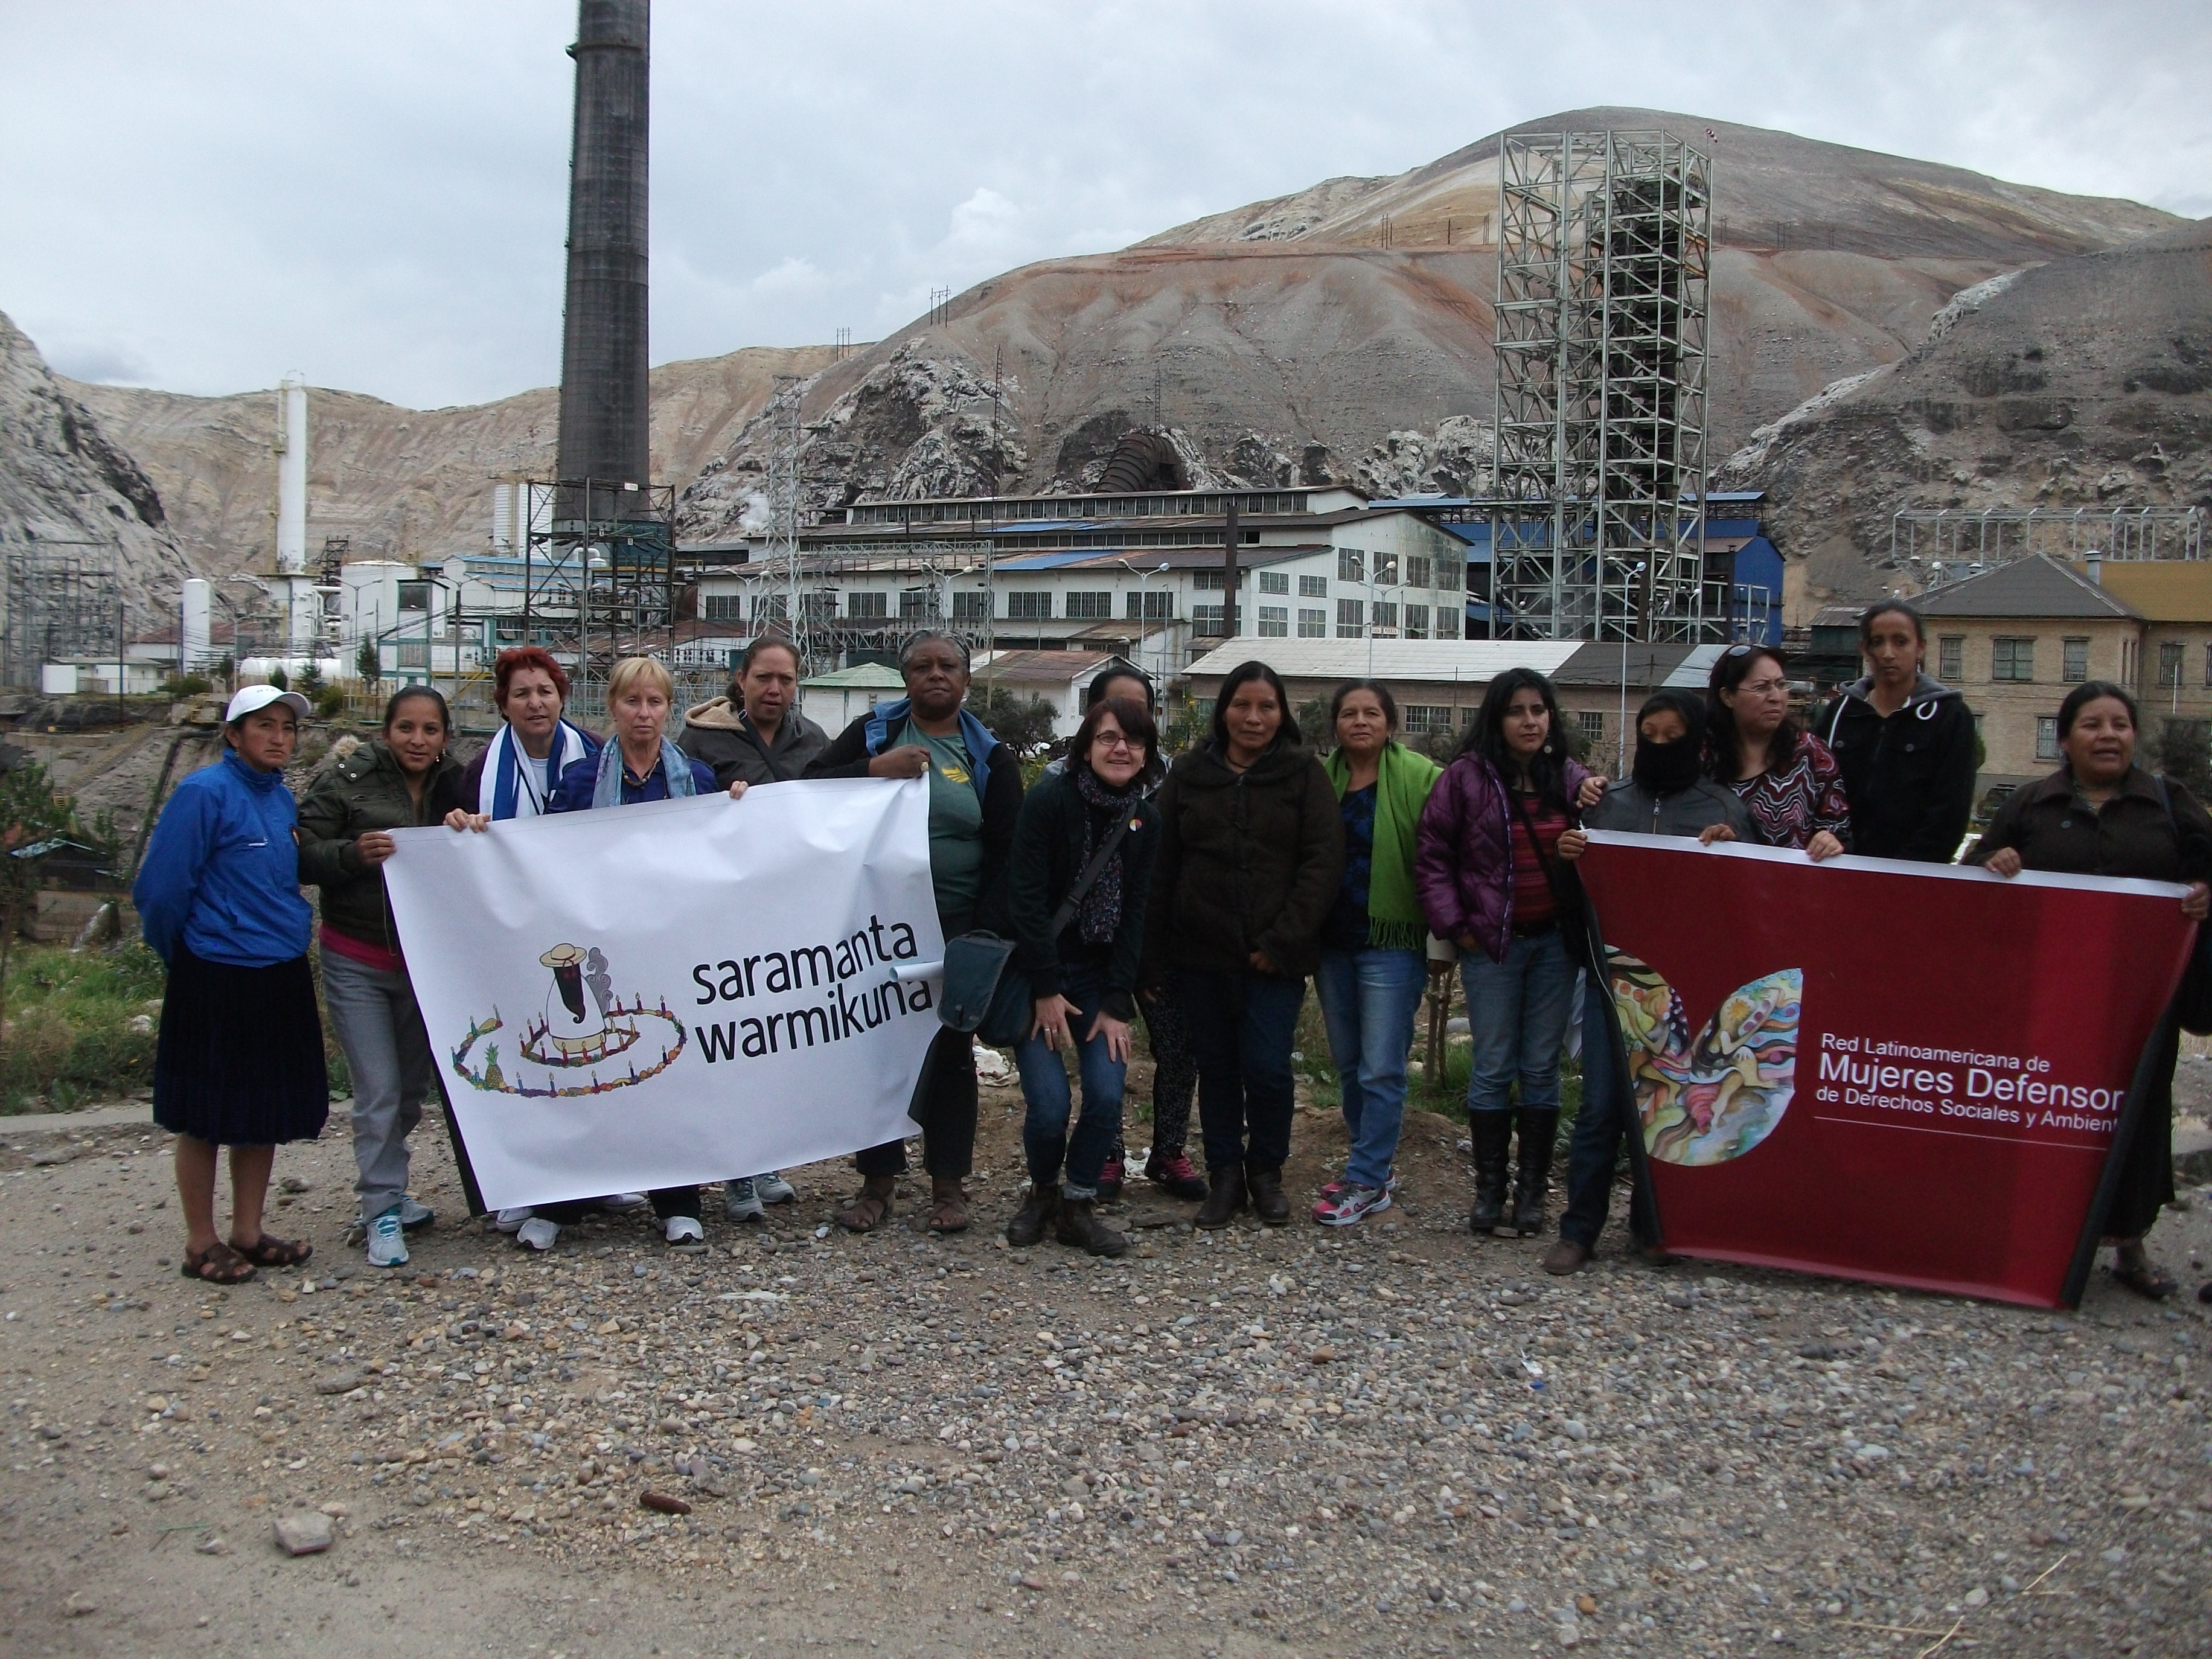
left=1737, top=677, right=1789, bottom=695
left=1092, top=734, right=1141, bottom=753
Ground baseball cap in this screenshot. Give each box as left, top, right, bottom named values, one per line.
left=225, top=684, right=313, bottom=723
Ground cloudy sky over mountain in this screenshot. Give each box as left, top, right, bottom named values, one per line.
left=3, top=0, right=2207, bottom=408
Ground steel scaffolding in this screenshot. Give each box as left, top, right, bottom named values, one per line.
left=516, top=478, right=677, bottom=716
left=2, top=538, right=129, bottom=692
left=1489, top=130, right=1712, bottom=641
left=1891, top=505, right=2206, bottom=578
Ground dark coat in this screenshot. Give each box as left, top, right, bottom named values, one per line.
left=294, top=740, right=465, bottom=950
left=1816, top=674, right=1977, bottom=862
left=678, top=695, right=830, bottom=787
left=1414, top=752, right=1594, bottom=962
left=1584, top=777, right=1754, bottom=840
left=1143, top=742, right=1344, bottom=981
left=998, top=769, right=1162, bottom=1020
left=1969, top=762, right=2212, bottom=1238
left=807, top=703, right=1025, bottom=924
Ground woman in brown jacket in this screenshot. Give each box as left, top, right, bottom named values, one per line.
left=1144, top=661, right=1344, bottom=1227
left=1972, top=680, right=2212, bottom=1299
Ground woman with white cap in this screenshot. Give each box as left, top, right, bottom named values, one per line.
left=133, top=684, right=326, bottom=1284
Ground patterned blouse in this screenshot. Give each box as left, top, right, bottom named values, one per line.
left=1725, top=732, right=1852, bottom=851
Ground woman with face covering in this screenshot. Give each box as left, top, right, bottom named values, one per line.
left=1415, top=668, right=1605, bottom=1239
left=1817, top=600, right=1976, bottom=862
left=1972, top=681, right=2212, bottom=1300
left=133, top=686, right=325, bottom=1285
left=296, top=685, right=467, bottom=1269
left=809, top=631, right=1025, bottom=1235
left=1547, top=691, right=1752, bottom=1273
left=1142, top=661, right=1344, bottom=1229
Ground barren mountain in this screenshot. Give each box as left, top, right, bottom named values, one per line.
left=1716, top=217, right=2212, bottom=618
left=0, top=310, right=190, bottom=636
left=66, top=345, right=835, bottom=574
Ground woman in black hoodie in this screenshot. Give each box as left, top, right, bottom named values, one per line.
left=1817, top=600, right=1977, bottom=862
left=1143, top=662, right=1344, bottom=1228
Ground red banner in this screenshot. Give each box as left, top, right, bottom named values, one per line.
left=1576, top=833, right=2194, bottom=1308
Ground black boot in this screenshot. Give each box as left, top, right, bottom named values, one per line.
left=1055, top=1195, right=1129, bottom=1258
left=1245, top=1165, right=1290, bottom=1226
left=1468, top=1111, right=1513, bottom=1233
left=1194, top=1165, right=1246, bottom=1230
left=1509, top=1108, right=1559, bottom=1237
left=1005, top=1184, right=1059, bottom=1247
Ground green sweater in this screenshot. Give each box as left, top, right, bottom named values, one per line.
left=1324, top=741, right=1443, bottom=952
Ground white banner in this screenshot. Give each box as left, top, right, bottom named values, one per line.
left=382, top=777, right=944, bottom=1211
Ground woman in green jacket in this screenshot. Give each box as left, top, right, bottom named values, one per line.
left=1312, top=682, right=1443, bottom=1226
left=295, top=685, right=465, bottom=1270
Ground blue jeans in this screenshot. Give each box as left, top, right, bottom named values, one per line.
left=1460, top=929, right=1577, bottom=1116
left=1014, top=966, right=1126, bottom=1198
left=1180, top=969, right=1305, bottom=1172
left=1314, top=946, right=1427, bottom=1190
left=1562, top=970, right=1655, bottom=1248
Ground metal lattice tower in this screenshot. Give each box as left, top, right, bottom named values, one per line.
left=1490, top=130, right=1712, bottom=641
left=515, top=478, right=677, bottom=719
left=763, top=374, right=822, bottom=670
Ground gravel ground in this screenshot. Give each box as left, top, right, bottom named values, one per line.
left=4, top=1066, right=2210, bottom=1659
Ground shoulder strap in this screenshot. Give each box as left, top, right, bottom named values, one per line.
left=1048, top=808, right=1136, bottom=938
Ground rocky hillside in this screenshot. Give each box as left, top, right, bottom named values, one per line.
left=1716, top=217, right=2212, bottom=616
left=0, top=311, right=190, bottom=634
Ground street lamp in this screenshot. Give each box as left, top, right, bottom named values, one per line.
left=1366, top=580, right=1406, bottom=679
left=1616, top=560, right=1648, bottom=776
left=1115, top=558, right=1171, bottom=683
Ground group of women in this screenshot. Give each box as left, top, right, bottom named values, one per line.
left=133, top=599, right=2208, bottom=1301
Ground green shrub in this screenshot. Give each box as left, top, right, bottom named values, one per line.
left=164, top=673, right=213, bottom=697
left=1, top=944, right=167, bottom=1111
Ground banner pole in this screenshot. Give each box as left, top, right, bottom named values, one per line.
left=438, top=1093, right=487, bottom=1219
left=2057, top=1001, right=2178, bottom=1310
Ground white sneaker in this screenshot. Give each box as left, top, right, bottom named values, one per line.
left=724, top=1178, right=766, bottom=1223
left=755, top=1171, right=796, bottom=1205
left=516, top=1216, right=560, bottom=1251
left=493, top=1206, right=533, bottom=1234
left=595, top=1192, right=650, bottom=1213
left=366, top=1207, right=410, bottom=1268
left=664, top=1215, right=705, bottom=1245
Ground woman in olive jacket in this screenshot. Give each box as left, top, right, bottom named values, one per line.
left=1143, top=661, right=1344, bottom=1228
left=295, top=686, right=465, bottom=1268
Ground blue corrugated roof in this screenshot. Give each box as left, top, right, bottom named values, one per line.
left=993, top=549, right=1120, bottom=571
left=983, top=520, right=1098, bottom=535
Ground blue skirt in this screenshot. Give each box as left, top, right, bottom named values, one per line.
left=152, top=948, right=330, bottom=1146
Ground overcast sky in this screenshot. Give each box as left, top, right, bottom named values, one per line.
left=3, top=1, right=2207, bottom=410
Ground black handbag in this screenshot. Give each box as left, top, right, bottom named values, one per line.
left=939, top=813, right=1137, bottom=1046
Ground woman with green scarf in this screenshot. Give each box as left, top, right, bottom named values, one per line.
left=1311, top=682, right=1443, bottom=1226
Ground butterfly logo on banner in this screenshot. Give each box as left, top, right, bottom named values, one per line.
left=450, top=941, right=688, bottom=1100
left=1605, top=951, right=1803, bottom=1165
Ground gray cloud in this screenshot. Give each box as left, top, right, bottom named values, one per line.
left=1, top=0, right=2205, bottom=409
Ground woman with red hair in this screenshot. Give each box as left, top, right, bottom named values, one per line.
left=452, top=647, right=595, bottom=822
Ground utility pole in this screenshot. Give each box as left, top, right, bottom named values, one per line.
left=1221, top=497, right=1239, bottom=644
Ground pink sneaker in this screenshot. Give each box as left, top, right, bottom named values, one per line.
left=1319, top=1166, right=1399, bottom=1201
left=1313, top=1183, right=1392, bottom=1227
left=1143, top=1151, right=1209, bottom=1202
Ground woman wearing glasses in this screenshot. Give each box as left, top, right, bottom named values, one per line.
left=1707, top=645, right=1850, bottom=860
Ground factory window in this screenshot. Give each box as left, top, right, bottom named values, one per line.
left=1578, top=709, right=1606, bottom=746
left=1401, top=705, right=1453, bottom=735
left=848, top=590, right=888, bottom=619
left=1937, top=635, right=1964, bottom=682
left=1434, top=607, right=1460, bottom=639
left=801, top=590, right=837, bottom=621
left=703, top=595, right=743, bottom=622
left=1258, top=604, right=1289, bottom=638
left=1258, top=571, right=1290, bottom=595
left=1336, top=598, right=1365, bottom=638
left=1405, top=556, right=1433, bottom=589
left=1297, top=607, right=1328, bottom=638
left=1437, top=554, right=1464, bottom=591
left=1191, top=569, right=1247, bottom=590
left=2036, top=717, right=2060, bottom=761
left=397, top=581, right=432, bottom=613
left=1126, top=590, right=1175, bottom=620
left=1404, top=604, right=1430, bottom=639
left=1066, top=592, right=1112, bottom=621
left=900, top=589, right=934, bottom=619
left=750, top=595, right=787, bottom=624
left=1370, top=601, right=1399, bottom=633
left=2204, top=643, right=2212, bottom=688
left=1192, top=603, right=1239, bottom=636
left=2062, top=636, right=2089, bottom=682
left=2159, top=640, right=2184, bottom=689
left=1299, top=574, right=1328, bottom=598
left=395, top=641, right=429, bottom=669
left=1372, top=552, right=1399, bottom=585
left=1992, top=636, right=2035, bottom=682
left=953, top=592, right=992, bottom=622
left=1006, top=591, right=1052, bottom=621
left=1338, top=549, right=1365, bottom=583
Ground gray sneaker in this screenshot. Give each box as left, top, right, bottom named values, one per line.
left=397, top=1195, right=435, bottom=1230
left=723, top=1178, right=766, bottom=1223
left=755, top=1171, right=796, bottom=1205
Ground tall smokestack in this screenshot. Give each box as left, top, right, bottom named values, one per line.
left=275, top=373, right=307, bottom=574
left=555, top=0, right=650, bottom=514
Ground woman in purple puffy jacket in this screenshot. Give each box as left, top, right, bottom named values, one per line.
left=1414, top=669, right=1604, bottom=1239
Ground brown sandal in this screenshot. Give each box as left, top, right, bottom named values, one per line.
left=2113, top=1248, right=2175, bottom=1300
left=927, top=1178, right=970, bottom=1235
left=835, top=1180, right=895, bottom=1234
left=181, top=1242, right=257, bottom=1284
left=231, top=1234, right=313, bottom=1268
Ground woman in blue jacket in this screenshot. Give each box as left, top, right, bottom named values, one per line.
left=133, top=685, right=325, bottom=1283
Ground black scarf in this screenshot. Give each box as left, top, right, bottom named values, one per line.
left=1070, top=767, right=1141, bottom=945
left=1632, top=689, right=1707, bottom=797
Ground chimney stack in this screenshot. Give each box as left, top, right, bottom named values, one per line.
left=555, top=0, right=650, bottom=518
